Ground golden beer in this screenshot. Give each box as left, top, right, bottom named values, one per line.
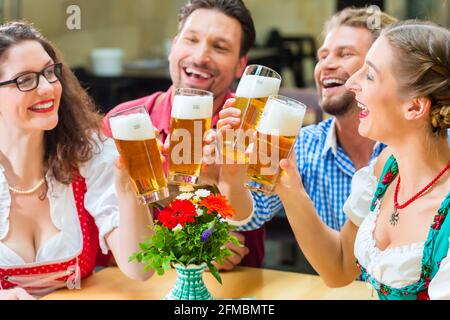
left=247, top=133, right=296, bottom=187
left=221, top=66, right=281, bottom=164
left=221, top=96, right=268, bottom=164
left=245, top=95, right=306, bottom=195
left=168, top=89, right=213, bottom=185
left=110, top=107, right=169, bottom=204
left=168, top=117, right=212, bottom=179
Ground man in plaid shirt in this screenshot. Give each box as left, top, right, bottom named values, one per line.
left=216, top=8, right=397, bottom=233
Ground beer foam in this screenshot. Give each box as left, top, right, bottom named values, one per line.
left=257, top=99, right=306, bottom=136
left=110, top=113, right=156, bottom=141
left=235, top=74, right=281, bottom=99
left=172, top=95, right=213, bottom=119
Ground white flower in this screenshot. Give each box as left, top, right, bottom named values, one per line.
left=176, top=192, right=194, bottom=201
left=196, top=208, right=204, bottom=217
left=193, top=196, right=201, bottom=202
left=172, top=224, right=183, bottom=232
left=195, top=189, right=211, bottom=198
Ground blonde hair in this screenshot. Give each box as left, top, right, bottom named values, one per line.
left=324, top=7, right=397, bottom=43
left=382, top=20, right=450, bottom=137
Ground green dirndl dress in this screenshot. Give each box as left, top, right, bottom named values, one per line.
left=357, top=155, right=450, bottom=300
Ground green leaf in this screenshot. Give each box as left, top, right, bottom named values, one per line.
left=162, top=256, right=172, bottom=270
left=128, top=194, right=242, bottom=286
left=128, top=252, right=139, bottom=263
left=228, top=235, right=241, bottom=247
left=143, top=264, right=155, bottom=273
left=154, top=265, right=165, bottom=276
left=206, top=261, right=222, bottom=284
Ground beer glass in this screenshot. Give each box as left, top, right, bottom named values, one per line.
left=109, top=105, right=169, bottom=204
left=168, top=88, right=213, bottom=185
left=245, top=95, right=306, bottom=195
left=221, top=65, right=281, bottom=164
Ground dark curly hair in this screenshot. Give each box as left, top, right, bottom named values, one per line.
left=0, top=21, right=103, bottom=184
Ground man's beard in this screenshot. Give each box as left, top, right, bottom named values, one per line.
left=320, top=91, right=356, bottom=117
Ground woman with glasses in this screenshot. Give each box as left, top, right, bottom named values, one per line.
left=0, top=22, right=155, bottom=299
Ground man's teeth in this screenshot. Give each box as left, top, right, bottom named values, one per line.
left=323, top=78, right=345, bottom=86
left=185, top=67, right=211, bottom=79
left=30, top=102, right=53, bottom=110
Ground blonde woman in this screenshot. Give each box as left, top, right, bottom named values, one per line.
left=275, top=21, right=449, bottom=300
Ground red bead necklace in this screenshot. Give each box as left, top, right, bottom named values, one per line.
left=390, top=161, right=450, bottom=226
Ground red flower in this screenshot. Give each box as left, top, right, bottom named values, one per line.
left=432, top=215, right=444, bottom=230
left=417, top=289, right=430, bottom=300
left=199, top=194, right=236, bottom=219
left=157, top=199, right=197, bottom=229
left=382, top=172, right=393, bottom=185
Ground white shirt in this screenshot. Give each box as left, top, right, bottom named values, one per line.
left=344, top=164, right=450, bottom=299
left=0, top=138, right=120, bottom=267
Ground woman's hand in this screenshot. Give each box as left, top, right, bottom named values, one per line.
left=273, top=154, right=360, bottom=287
left=0, top=288, right=35, bottom=300
left=113, top=155, right=134, bottom=193
left=274, top=155, right=307, bottom=200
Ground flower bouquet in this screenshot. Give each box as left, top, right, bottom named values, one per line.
left=129, top=186, right=240, bottom=300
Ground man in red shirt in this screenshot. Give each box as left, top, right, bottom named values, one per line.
left=103, top=0, right=265, bottom=270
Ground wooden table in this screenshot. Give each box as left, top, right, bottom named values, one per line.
left=42, top=267, right=376, bottom=300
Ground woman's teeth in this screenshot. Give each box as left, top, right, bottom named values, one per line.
left=30, top=101, right=53, bottom=111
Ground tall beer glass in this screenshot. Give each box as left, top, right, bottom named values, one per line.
left=168, top=88, right=213, bottom=185
left=221, top=65, right=281, bottom=164
left=109, top=105, right=169, bottom=204
left=245, top=95, right=306, bottom=195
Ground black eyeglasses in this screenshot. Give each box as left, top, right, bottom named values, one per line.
left=0, top=63, right=62, bottom=92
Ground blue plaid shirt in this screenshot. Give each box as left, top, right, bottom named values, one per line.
left=238, top=117, right=386, bottom=231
